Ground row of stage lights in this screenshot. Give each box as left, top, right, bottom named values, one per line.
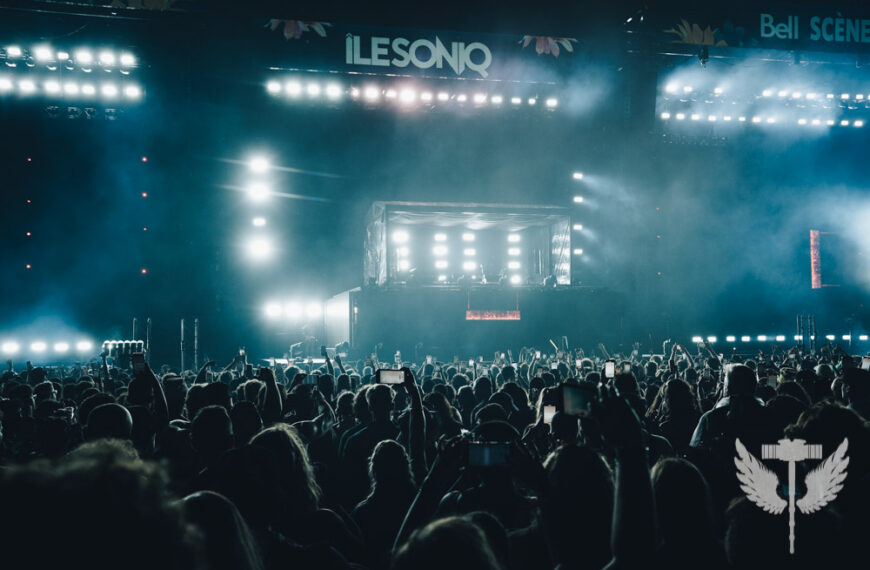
left=0, top=78, right=143, bottom=100
left=263, top=301, right=324, bottom=321
left=1, top=339, right=95, bottom=355
left=1, top=45, right=137, bottom=72
left=665, top=83, right=870, bottom=105
left=266, top=78, right=559, bottom=109
left=689, top=334, right=869, bottom=343
left=660, top=112, right=864, bottom=128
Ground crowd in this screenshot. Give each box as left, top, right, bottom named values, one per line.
left=0, top=339, right=868, bottom=569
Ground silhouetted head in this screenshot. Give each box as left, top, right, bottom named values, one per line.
left=651, top=458, right=715, bottom=547
left=182, top=490, right=263, bottom=570
left=192, top=405, right=234, bottom=465
left=85, top=403, right=133, bottom=441
left=367, top=384, right=394, bottom=420
left=368, top=439, right=415, bottom=496
left=392, top=516, right=502, bottom=570
left=725, top=364, right=756, bottom=397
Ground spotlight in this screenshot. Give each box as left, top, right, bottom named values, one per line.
left=572, top=172, right=584, bottom=180
left=99, top=51, right=116, bottom=66
left=683, top=86, right=693, bottom=93
left=433, top=233, right=447, bottom=242
left=399, top=88, right=416, bottom=103
left=859, top=335, right=868, bottom=341
left=0, top=77, right=13, bottom=91
left=31, top=341, right=47, bottom=352
left=572, top=248, right=583, bottom=255
left=757, top=335, right=767, bottom=341
left=826, top=93, right=834, bottom=99
left=437, top=92, right=449, bottom=101
left=462, top=261, right=476, bottom=271
left=385, top=88, right=397, bottom=99
left=6, top=46, right=22, bottom=58
left=363, top=86, right=379, bottom=100
left=752, top=116, right=762, bottom=123
left=508, top=234, right=521, bottom=242
left=794, top=335, right=803, bottom=341
left=75, top=49, right=93, bottom=65
left=435, top=260, right=448, bottom=269
left=798, top=118, right=807, bottom=125
left=396, top=246, right=409, bottom=257
left=510, top=275, right=522, bottom=285
left=34, top=46, right=53, bottom=62
left=708, top=115, right=717, bottom=122
left=777, top=90, right=788, bottom=97
left=776, top=335, right=786, bottom=342
left=545, top=98, right=558, bottom=108
left=766, top=117, right=776, bottom=124
left=726, top=335, right=736, bottom=342
left=741, top=336, right=751, bottom=342
left=101, top=83, right=118, bottom=97
left=264, top=302, right=282, bottom=318
left=306, top=83, right=321, bottom=96
left=812, top=119, right=821, bottom=125
left=246, top=182, right=270, bottom=201
left=350, top=87, right=360, bottom=98
left=854, top=120, right=864, bottom=128
left=463, top=248, right=476, bottom=256
left=252, top=217, right=267, bottom=227
left=123, top=85, right=142, bottom=99
left=661, top=112, right=671, bottom=119
left=249, top=157, right=269, bottom=173
left=792, top=92, right=802, bottom=99
left=82, top=84, right=96, bottom=95
left=64, top=82, right=79, bottom=95
left=665, top=83, right=678, bottom=93
left=691, top=336, right=703, bottom=343
left=714, top=87, right=724, bottom=94
left=392, top=230, right=409, bottom=243
left=285, top=81, right=302, bottom=96
left=433, top=245, right=448, bottom=256
left=691, top=114, right=700, bottom=121
left=527, top=97, right=536, bottom=105
left=841, top=93, right=850, bottom=100
left=842, top=335, right=851, bottom=341
left=826, top=119, right=836, bottom=126
left=675, top=113, right=685, bottom=120
left=806, top=93, right=817, bottom=99
left=723, top=116, right=732, bottom=121
left=825, top=334, right=835, bottom=341
left=472, top=93, right=486, bottom=104
left=437, top=274, right=448, bottom=282
left=246, top=238, right=274, bottom=260
left=840, top=120, right=849, bottom=126
left=325, top=83, right=342, bottom=99
left=573, top=196, right=584, bottom=203
left=398, top=259, right=410, bottom=271
left=573, top=224, right=583, bottom=231
left=119, top=53, right=136, bottom=66
left=1, top=341, right=19, bottom=354
left=54, top=342, right=70, bottom=353
left=306, top=303, right=322, bottom=318
left=56, top=51, right=69, bottom=61
left=44, top=80, right=60, bottom=94
left=762, top=89, right=773, bottom=97
left=508, top=248, right=521, bottom=256
left=707, top=336, right=717, bottom=343
left=510, top=96, right=521, bottom=104
left=456, top=93, right=467, bottom=102
left=285, top=302, right=302, bottom=319
left=76, top=340, right=93, bottom=352
left=490, top=95, right=503, bottom=104
left=508, top=261, right=520, bottom=269
left=857, top=94, right=865, bottom=100
left=19, top=80, right=36, bottom=94
left=462, top=232, right=475, bottom=242
left=266, top=80, right=281, bottom=94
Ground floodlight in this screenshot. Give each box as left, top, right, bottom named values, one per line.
left=757, top=335, right=767, bottom=341
left=434, top=233, right=447, bottom=242
left=64, top=82, right=79, bottom=95
left=435, top=260, right=448, bottom=269
left=6, top=46, right=22, bottom=58
left=364, top=86, right=379, bottom=100
left=741, top=336, right=751, bottom=342
left=249, top=157, right=269, bottom=173
left=76, top=340, right=93, bottom=352
left=508, top=234, right=521, bottom=242
left=99, top=51, right=116, bottom=65
left=456, top=94, right=467, bottom=102
left=44, top=80, right=60, bottom=93
left=726, top=336, right=736, bottom=342
left=252, top=217, right=266, bottom=227
left=794, top=335, right=803, bottom=341
left=707, top=336, right=717, bottom=343
left=675, top=113, right=685, bottom=120
left=396, top=246, right=409, bottom=257
left=246, top=183, right=269, bottom=201
left=286, top=81, right=302, bottom=96
left=246, top=238, right=273, bottom=260
left=398, top=259, right=410, bottom=271
left=691, top=336, right=703, bottom=343
left=19, top=80, right=36, bottom=93
left=661, top=112, right=671, bottom=119
left=508, top=261, right=520, bottom=269
left=573, top=248, right=583, bottom=255
left=463, top=248, right=476, bottom=256
left=842, top=335, right=851, bottom=341
left=433, top=245, right=448, bottom=256
left=437, top=92, right=449, bottom=101
left=854, top=121, right=864, bottom=127
left=691, top=114, right=700, bottom=121
left=31, top=341, right=47, bottom=352
left=1, top=341, right=19, bottom=354
left=399, top=89, right=416, bottom=103
left=798, top=118, right=807, bottom=125
left=572, top=172, right=584, bottom=180
left=306, top=83, right=321, bottom=96
left=510, top=275, right=522, bottom=285
left=82, top=84, right=96, bottom=95
left=490, top=95, right=503, bottom=104
left=714, top=87, right=724, bottom=94
left=420, top=91, right=433, bottom=102
left=102, top=83, right=118, bottom=97
left=385, top=89, right=397, bottom=99
left=325, top=83, right=342, bottom=99
left=527, top=97, right=536, bottom=105
left=683, top=86, right=693, bottom=93
left=840, top=120, right=849, bottom=126
left=34, top=46, right=53, bottom=62
left=0, top=78, right=13, bottom=91
left=123, top=84, right=141, bottom=99
left=285, top=303, right=302, bottom=319
left=859, top=335, right=868, bottom=341
left=473, top=93, right=486, bottom=104
left=53, top=342, right=69, bottom=353
left=266, top=80, right=281, bottom=94
left=665, top=83, right=678, bottom=93
left=462, top=233, right=475, bottom=242
left=437, top=275, right=447, bottom=282
left=119, top=53, right=136, bottom=66
left=462, top=261, right=476, bottom=271
left=392, top=230, right=409, bottom=243
left=306, top=303, right=322, bottom=318
left=264, top=302, right=282, bottom=318
left=777, top=90, right=788, bottom=97
left=573, top=224, right=583, bottom=231
left=708, top=115, right=717, bottom=122
left=75, top=49, right=93, bottom=65
left=776, top=335, right=786, bottom=342
left=508, top=248, right=521, bottom=256
left=510, top=96, right=521, bottom=104
left=545, top=98, right=558, bottom=107
left=573, top=196, right=584, bottom=203
left=762, top=89, right=773, bottom=97
left=825, top=334, right=835, bottom=341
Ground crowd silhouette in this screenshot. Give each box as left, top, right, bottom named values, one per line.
left=1, top=339, right=868, bottom=569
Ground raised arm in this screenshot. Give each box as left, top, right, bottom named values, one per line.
left=259, top=367, right=283, bottom=424
left=402, top=366, right=427, bottom=480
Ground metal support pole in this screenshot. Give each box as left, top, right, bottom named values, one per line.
left=132, top=317, right=138, bottom=341
left=180, top=318, right=185, bottom=372
left=194, top=318, right=199, bottom=371
left=145, top=318, right=152, bottom=363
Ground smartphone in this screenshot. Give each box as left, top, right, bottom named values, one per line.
left=303, top=374, right=317, bottom=385
left=543, top=404, right=556, bottom=425
left=426, top=355, right=433, bottom=364
left=468, top=359, right=475, bottom=367
left=575, top=359, right=582, bottom=369
left=623, top=363, right=632, bottom=374
left=239, top=347, right=245, bottom=356
left=467, top=441, right=510, bottom=467
left=604, top=359, right=615, bottom=379
left=376, top=369, right=405, bottom=385
left=861, top=356, right=870, bottom=371
left=131, top=352, right=145, bottom=375
left=501, top=353, right=506, bottom=359
left=562, top=384, right=597, bottom=418
left=535, top=350, right=541, bottom=359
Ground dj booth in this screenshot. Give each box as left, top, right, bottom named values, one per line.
left=322, top=202, right=624, bottom=357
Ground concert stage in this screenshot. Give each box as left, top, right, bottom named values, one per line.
left=325, top=285, right=625, bottom=357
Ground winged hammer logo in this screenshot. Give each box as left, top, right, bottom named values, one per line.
left=735, top=437, right=849, bottom=554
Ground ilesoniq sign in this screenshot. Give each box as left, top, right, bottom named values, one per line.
left=345, top=34, right=493, bottom=78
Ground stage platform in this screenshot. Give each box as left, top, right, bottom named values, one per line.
left=325, top=285, right=625, bottom=358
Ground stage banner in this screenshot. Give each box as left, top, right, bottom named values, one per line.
left=260, top=20, right=588, bottom=83
left=647, top=1, right=870, bottom=55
